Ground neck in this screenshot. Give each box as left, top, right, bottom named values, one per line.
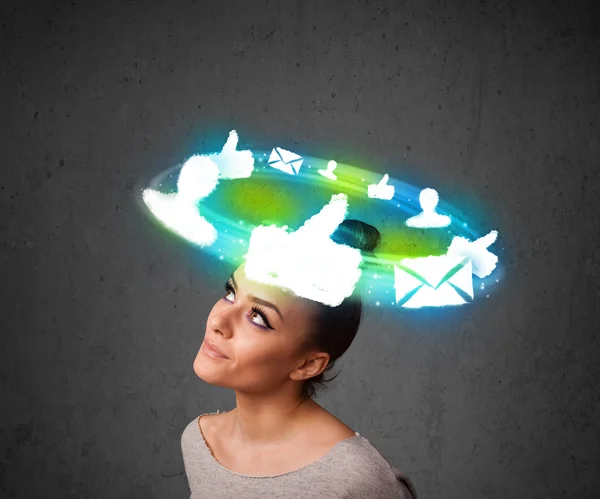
left=227, top=391, right=318, bottom=448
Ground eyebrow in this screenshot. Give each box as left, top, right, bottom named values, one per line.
left=229, top=273, right=285, bottom=322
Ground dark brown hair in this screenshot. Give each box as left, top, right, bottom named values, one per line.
left=299, top=219, right=382, bottom=401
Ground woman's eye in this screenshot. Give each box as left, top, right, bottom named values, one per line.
left=249, top=311, right=266, bottom=327
left=223, top=284, right=272, bottom=330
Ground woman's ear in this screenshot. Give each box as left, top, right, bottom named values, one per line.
left=290, top=352, right=330, bottom=381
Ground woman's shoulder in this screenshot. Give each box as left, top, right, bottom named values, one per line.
left=307, top=404, right=359, bottom=440
left=335, top=438, right=417, bottom=499
left=182, top=409, right=223, bottom=442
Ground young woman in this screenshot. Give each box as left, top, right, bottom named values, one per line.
left=181, top=220, right=417, bottom=498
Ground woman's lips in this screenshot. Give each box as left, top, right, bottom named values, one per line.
left=202, top=340, right=229, bottom=359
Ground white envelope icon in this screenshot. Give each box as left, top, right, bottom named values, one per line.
left=394, top=255, right=474, bottom=308
left=268, top=147, right=303, bottom=175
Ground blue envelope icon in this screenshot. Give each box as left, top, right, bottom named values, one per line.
left=268, top=147, right=304, bottom=175
left=394, top=255, right=474, bottom=308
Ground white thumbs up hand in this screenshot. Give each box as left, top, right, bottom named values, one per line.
left=368, top=173, right=395, bottom=200
left=473, top=230, right=498, bottom=249
left=295, top=193, right=349, bottom=238
left=142, top=153, right=220, bottom=248
left=243, top=193, right=364, bottom=306
left=446, top=230, right=499, bottom=278
left=177, top=155, right=220, bottom=204
left=209, top=130, right=255, bottom=179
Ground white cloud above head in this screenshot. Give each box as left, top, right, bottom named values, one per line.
left=243, top=193, right=364, bottom=307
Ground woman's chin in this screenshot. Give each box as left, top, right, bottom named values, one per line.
left=193, top=354, right=224, bottom=383
left=193, top=355, right=209, bottom=378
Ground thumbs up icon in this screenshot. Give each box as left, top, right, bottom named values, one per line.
left=446, top=230, right=499, bottom=278
left=208, top=130, right=255, bottom=179
left=243, top=193, right=364, bottom=306
left=142, top=155, right=220, bottom=247
left=368, top=174, right=395, bottom=200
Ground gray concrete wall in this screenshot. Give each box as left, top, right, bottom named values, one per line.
left=2, top=0, right=599, bottom=497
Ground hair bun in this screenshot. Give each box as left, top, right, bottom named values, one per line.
left=330, top=219, right=381, bottom=254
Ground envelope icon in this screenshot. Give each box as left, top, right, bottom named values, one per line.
left=394, top=255, right=473, bottom=308
left=268, top=147, right=303, bottom=175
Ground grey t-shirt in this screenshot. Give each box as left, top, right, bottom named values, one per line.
left=181, top=411, right=417, bottom=499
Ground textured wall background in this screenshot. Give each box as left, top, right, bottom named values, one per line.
left=2, top=0, right=599, bottom=498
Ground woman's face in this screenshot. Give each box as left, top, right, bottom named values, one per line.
left=193, top=263, right=329, bottom=394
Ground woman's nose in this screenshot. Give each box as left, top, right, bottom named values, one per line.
left=209, top=308, right=234, bottom=335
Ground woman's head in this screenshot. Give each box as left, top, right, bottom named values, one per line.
left=193, top=219, right=381, bottom=402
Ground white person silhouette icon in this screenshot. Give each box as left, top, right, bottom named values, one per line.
left=405, top=188, right=451, bottom=228
left=318, top=160, right=338, bottom=180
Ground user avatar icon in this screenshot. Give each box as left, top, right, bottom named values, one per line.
left=318, top=160, right=338, bottom=180
left=405, top=188, right=451, bottom=228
